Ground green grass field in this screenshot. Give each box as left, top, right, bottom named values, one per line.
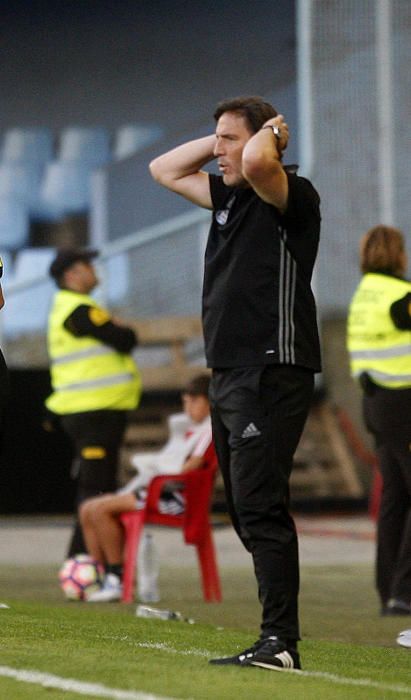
left=0, top=560, right=410, bottom=699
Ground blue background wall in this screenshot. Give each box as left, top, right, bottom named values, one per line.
left=0, top=0, right=296, bottom=134
left=1, top=1, right=297, bottom=239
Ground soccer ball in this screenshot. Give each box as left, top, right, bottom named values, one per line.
left=58, top=554, right=104, bottom=601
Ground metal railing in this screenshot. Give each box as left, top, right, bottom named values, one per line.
left=1, top=207, right=210, bottom=357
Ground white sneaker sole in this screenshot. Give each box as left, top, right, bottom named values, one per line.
left=250, top=661, right=302, bottom=672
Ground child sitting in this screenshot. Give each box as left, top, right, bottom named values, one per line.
left=79, top=373, right=213, bottom=602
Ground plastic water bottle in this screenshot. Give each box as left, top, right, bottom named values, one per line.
left=137, top=532, right=160, bottom=603
left=136, top=605, right=194, bottom=624
left=136, top=605, right=182, bottom=620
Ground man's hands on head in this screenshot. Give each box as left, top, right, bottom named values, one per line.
left=261, top=114, right=289, bottom=158
left=241, top=114, right=289, bottom=211
left=149, top=134, right=216, bottom=209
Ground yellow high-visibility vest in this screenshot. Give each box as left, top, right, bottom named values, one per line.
left=347, top=273, right=411, bottom=388
left=46, top=290, right=142, bottom=414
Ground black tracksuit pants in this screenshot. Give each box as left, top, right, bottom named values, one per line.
left=61, top=409, right=127, bottom=557
left=0, top=350, right=9, bottom=452
left=375, top=437, right=411, bottom=605
left=210, top=365, right=314, bottom=643
left=362, top=386, right=411, bottom=606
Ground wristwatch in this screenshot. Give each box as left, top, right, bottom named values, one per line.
left=263, top=124, right=281, bottom=139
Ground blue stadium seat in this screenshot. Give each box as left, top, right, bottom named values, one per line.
left=1, top=127, right=53, bottom=164
left=59, top=127, right=110, bottom=167
left=0, top=250, right=13, bottom=283
left=0, top=198, right=29, bottom=251
left=13, top=246, right=56, bottom=282
left=39, top=161, right=92, bottom=217
left=0, top=163, right=43, bottom=212
left=2, top=247, right=56, bottom=338
left=99, top=252, right=130, bottom=304
left=113, top=124, right=163, bottom=160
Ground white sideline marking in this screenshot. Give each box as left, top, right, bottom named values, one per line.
left=136, top=641, right=210, bottom=657
left=0, top=666, right=181, bottom=700
left=125, top=640, right=411, bottom=696
left=300, top=670, right=411, bottom=695
left=101, top=636, right=210, bottom=657
left=5, top=649, right=408, bottom=698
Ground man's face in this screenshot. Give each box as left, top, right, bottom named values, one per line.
left=214, top=111, right=254, bottom=187
left=64, top=260, right=98, bottom=293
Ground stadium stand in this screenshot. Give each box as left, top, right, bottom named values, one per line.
left=113, top=124, right=164, bottom=160
left=2, top=247, right=55, bottom=338
left=0, top=163, right=44, bottom=212
left=99, top=252, right=130, bottom=305
left=39, top=161, right=92, bottom=218
left=1, top=1, right=407, bottom=516
left=0, top=127, right=53, bottom=165
left=58, top=127, right=110, bottom=167
left=13, top=247, right=55, bottom=282
left=0, top=198, right=29, bottom=251
left=0, top=124, right=159, bottom=225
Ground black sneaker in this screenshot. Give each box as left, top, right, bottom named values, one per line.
left=209, top=639, right=261, bottom=666
left=209, top=636, right=301, bottom=671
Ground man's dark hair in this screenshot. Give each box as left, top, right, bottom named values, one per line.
left=183, top=373, right=210, bottom=398
left=214, top=96, right=278, bottom=134
left=49, top=248, right=98, bottom=288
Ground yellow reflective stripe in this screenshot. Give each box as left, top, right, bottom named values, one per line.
left=52, top=346, right=115, bottom=365
left=55, top=372, right=135, bottom=391
left=350, top=344, right=411, bottom=359
left=352, top=368, right=411, bottom=383
left=81, top=446, right=106, bottom=460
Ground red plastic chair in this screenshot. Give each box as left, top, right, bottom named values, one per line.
left=120, top=449, right=222, bottom=603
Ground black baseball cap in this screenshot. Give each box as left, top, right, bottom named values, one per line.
left=49, top=248, right=99, bottom=280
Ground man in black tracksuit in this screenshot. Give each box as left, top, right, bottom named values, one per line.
left=150, top=96, right=321, bottom=671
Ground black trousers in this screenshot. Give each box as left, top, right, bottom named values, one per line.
left=210, top=365, right=314, bottom=642
left=0, top=350, right=9, bottom=452
left=375, top=436, right=411, bottom=605
left=61, top=410, right=127, bottom=557
left=362, top=388, right=411, bottom=605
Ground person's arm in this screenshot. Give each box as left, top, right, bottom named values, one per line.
left=241, top=114, right=289, bottom=212
left=181, top=420, right=212, bottom=472
left=149, top=135, right=216, bottom=209
left=64, top=305, right=138, bottom=353
left=390, top=292, right=411, bottom=330
left=181, top=454, right=205, bottom=472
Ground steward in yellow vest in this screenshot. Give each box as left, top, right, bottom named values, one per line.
left=346, top=225, right=411, bottom=616
left=47, top=248, right=142, bottom=557
left=47, top=288, right=141, bottom=414
left=347, top=273, right=411, bottom=389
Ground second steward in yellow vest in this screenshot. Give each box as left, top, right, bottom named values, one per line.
left=46, top=248, right=141, bottom=557
left=346, top=225, right=411, bottom=617
left=347, top=272, right=411, bottom=389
